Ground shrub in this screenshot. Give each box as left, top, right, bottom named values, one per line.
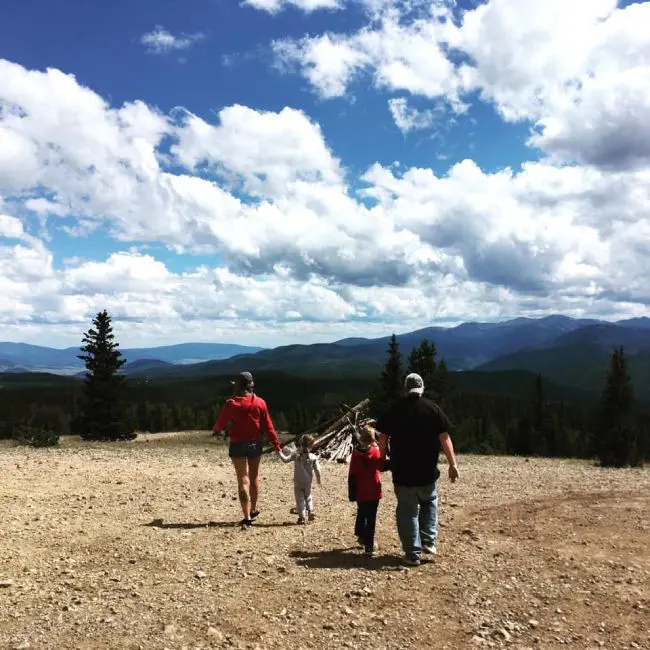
left=12, top=424, right=60, bottom=448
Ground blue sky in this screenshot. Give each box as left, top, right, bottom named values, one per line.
left=1, top=0, right=649, bottom=347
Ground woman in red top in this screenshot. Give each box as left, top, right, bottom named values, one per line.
left=348, top=425, right=384, bottom=557
left=213, top=372, right=281, bottom=526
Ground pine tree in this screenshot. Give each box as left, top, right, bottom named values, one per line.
left=381, top=333, right=404, bottom=401
left=78, top=310, right=134, bottom=441
left=436, top=358, right=451, bottom=401
left=370, top=333, right=404, bottom=416
left=408, top=340, right=437, bottom=396
left=533, top=374, right=557, bottom=456
left=596, top=347, right=637, bottom=467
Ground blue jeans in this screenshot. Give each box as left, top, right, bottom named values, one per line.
left=394, top=482, right=438, bottom=557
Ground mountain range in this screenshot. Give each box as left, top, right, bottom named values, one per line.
left=0, top=342, right=263, bottom=374
left=2, top=315, right=650, bottom=401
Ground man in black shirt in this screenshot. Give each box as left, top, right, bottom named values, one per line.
left=377, top=372, right=459, bottom=566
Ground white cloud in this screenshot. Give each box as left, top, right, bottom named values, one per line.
left=2, top=53, right=650, bottom=345
left=273, top=0, right=650, bottom=168
left=0, top=213, right=27, bottom=240
left=140, top=26, right=205, bottom=54
left=272, top=6, right=464, bottom=106
left=243, top=0, right=342, bottom=13
left=171, top=104, right=343, bottom=198
left=388, top=97, right=440, bottom=133
left=1, top=241, right=649, bottom=349
left=273, top=35, right=369, bottom=98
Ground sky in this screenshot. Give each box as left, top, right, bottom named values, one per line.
left=1, top=0, right=650, bottom=348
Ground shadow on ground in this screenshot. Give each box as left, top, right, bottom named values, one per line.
left=290, top=547, right=408, bottom=570
left=144, top=518, right=295, bottom=530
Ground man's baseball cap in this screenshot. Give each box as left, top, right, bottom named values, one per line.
left=404, top=372, right=424, bottom=395
left=231, top=371, right=254, bottom=388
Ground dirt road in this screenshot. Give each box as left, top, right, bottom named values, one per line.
left=1, top=434, right=648, bottom=649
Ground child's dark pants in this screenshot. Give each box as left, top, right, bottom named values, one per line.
left=354, top=500, right=379, bottom=551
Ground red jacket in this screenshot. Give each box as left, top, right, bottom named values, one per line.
left=213, top=393, right=281, bottom=452
left=348, top=445, right=383, bottom=502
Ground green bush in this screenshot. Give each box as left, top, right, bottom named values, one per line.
left=12, top=424, right=60, bottom=448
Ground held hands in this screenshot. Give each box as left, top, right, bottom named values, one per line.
left=448, top=464, right=459, bottom=483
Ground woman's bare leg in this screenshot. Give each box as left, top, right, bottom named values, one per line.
left=232, top=457, right=251, bottom=520
left=248, top=455, right=261, bottom=515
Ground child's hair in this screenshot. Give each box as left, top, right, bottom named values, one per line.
left=357, top=424, right=376, bottom=449
left=299, top=434, right=315, bottom=452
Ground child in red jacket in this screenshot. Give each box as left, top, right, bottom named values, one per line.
left=348, top=424, right=383, bottom=557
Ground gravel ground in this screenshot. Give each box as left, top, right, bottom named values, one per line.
left=0, top=432, right=648, bottom=650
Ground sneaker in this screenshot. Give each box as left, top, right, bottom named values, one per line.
left=297, top=516, right=306, bottom=525
left=250, top=510, right=260, bottom=521
left=239, top=518, right=252, bottom=528
left=356, top=536, right=365, bottom=548
left=422, top=544, right=437, bottom=555
left=403, top=554, right=421, bottom=567
left=364, top=548, right=377, bottom=558
left=308, top=511, right=316, bottom=521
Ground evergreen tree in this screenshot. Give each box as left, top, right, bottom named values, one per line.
left=533, top=374, right=558, bottom=456
left=380, top=333, right=404, bottom=401
left=408, top=340, right=437, bottom=396
left=370, top=333, right=404, bottom=416
left=78, top=310, right=134, bottom=441
left=436, top=358, right=451, bottom=401
left=596, top=347, right=637, bottom=467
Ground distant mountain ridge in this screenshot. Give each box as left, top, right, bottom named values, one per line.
left=118, top=315, right=650, bottom=389
left=0, top=342, right=264, bottom=374
left=3, top=315, right=650, bottom=385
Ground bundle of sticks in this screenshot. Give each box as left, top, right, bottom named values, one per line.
left=311, top=399, right=373, bottom=463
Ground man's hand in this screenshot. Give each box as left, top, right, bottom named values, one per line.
left=448, top=464, right=459, bottom=483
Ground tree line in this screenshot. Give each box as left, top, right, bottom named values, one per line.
left=2, top=311, right=646, bottom=467
left=369, top=333, right=646, bottom=467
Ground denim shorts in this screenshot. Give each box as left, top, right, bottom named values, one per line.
left=228, top=440, right=263, bottom=459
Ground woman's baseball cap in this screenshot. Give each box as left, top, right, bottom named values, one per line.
left=232, top=371, right=254, bottom=389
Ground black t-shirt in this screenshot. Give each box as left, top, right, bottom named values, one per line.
left=376, top=395, right=452, bottom=487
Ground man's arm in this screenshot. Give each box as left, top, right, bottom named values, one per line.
left=438, top=431, right=459, bottom=482
left=375, top=411, right=391, bottom=460
left=377, top=432, right=389, bottom=459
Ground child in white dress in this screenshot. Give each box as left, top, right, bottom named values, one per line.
left=278, top=434, right=322, bottom=524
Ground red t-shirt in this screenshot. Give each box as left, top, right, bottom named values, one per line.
left=349, top=445, right=383, bottom=501
left=213, top=393, right=281, bottom=452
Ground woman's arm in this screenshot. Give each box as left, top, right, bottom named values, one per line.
left=261, top=400, right=281, bottom=452
left=213, top=401, right=233, bottom=434
left=277, top=449, right=296, bottom=463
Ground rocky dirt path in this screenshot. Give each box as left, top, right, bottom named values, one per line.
left=0, top=435, right=648, bottom=649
